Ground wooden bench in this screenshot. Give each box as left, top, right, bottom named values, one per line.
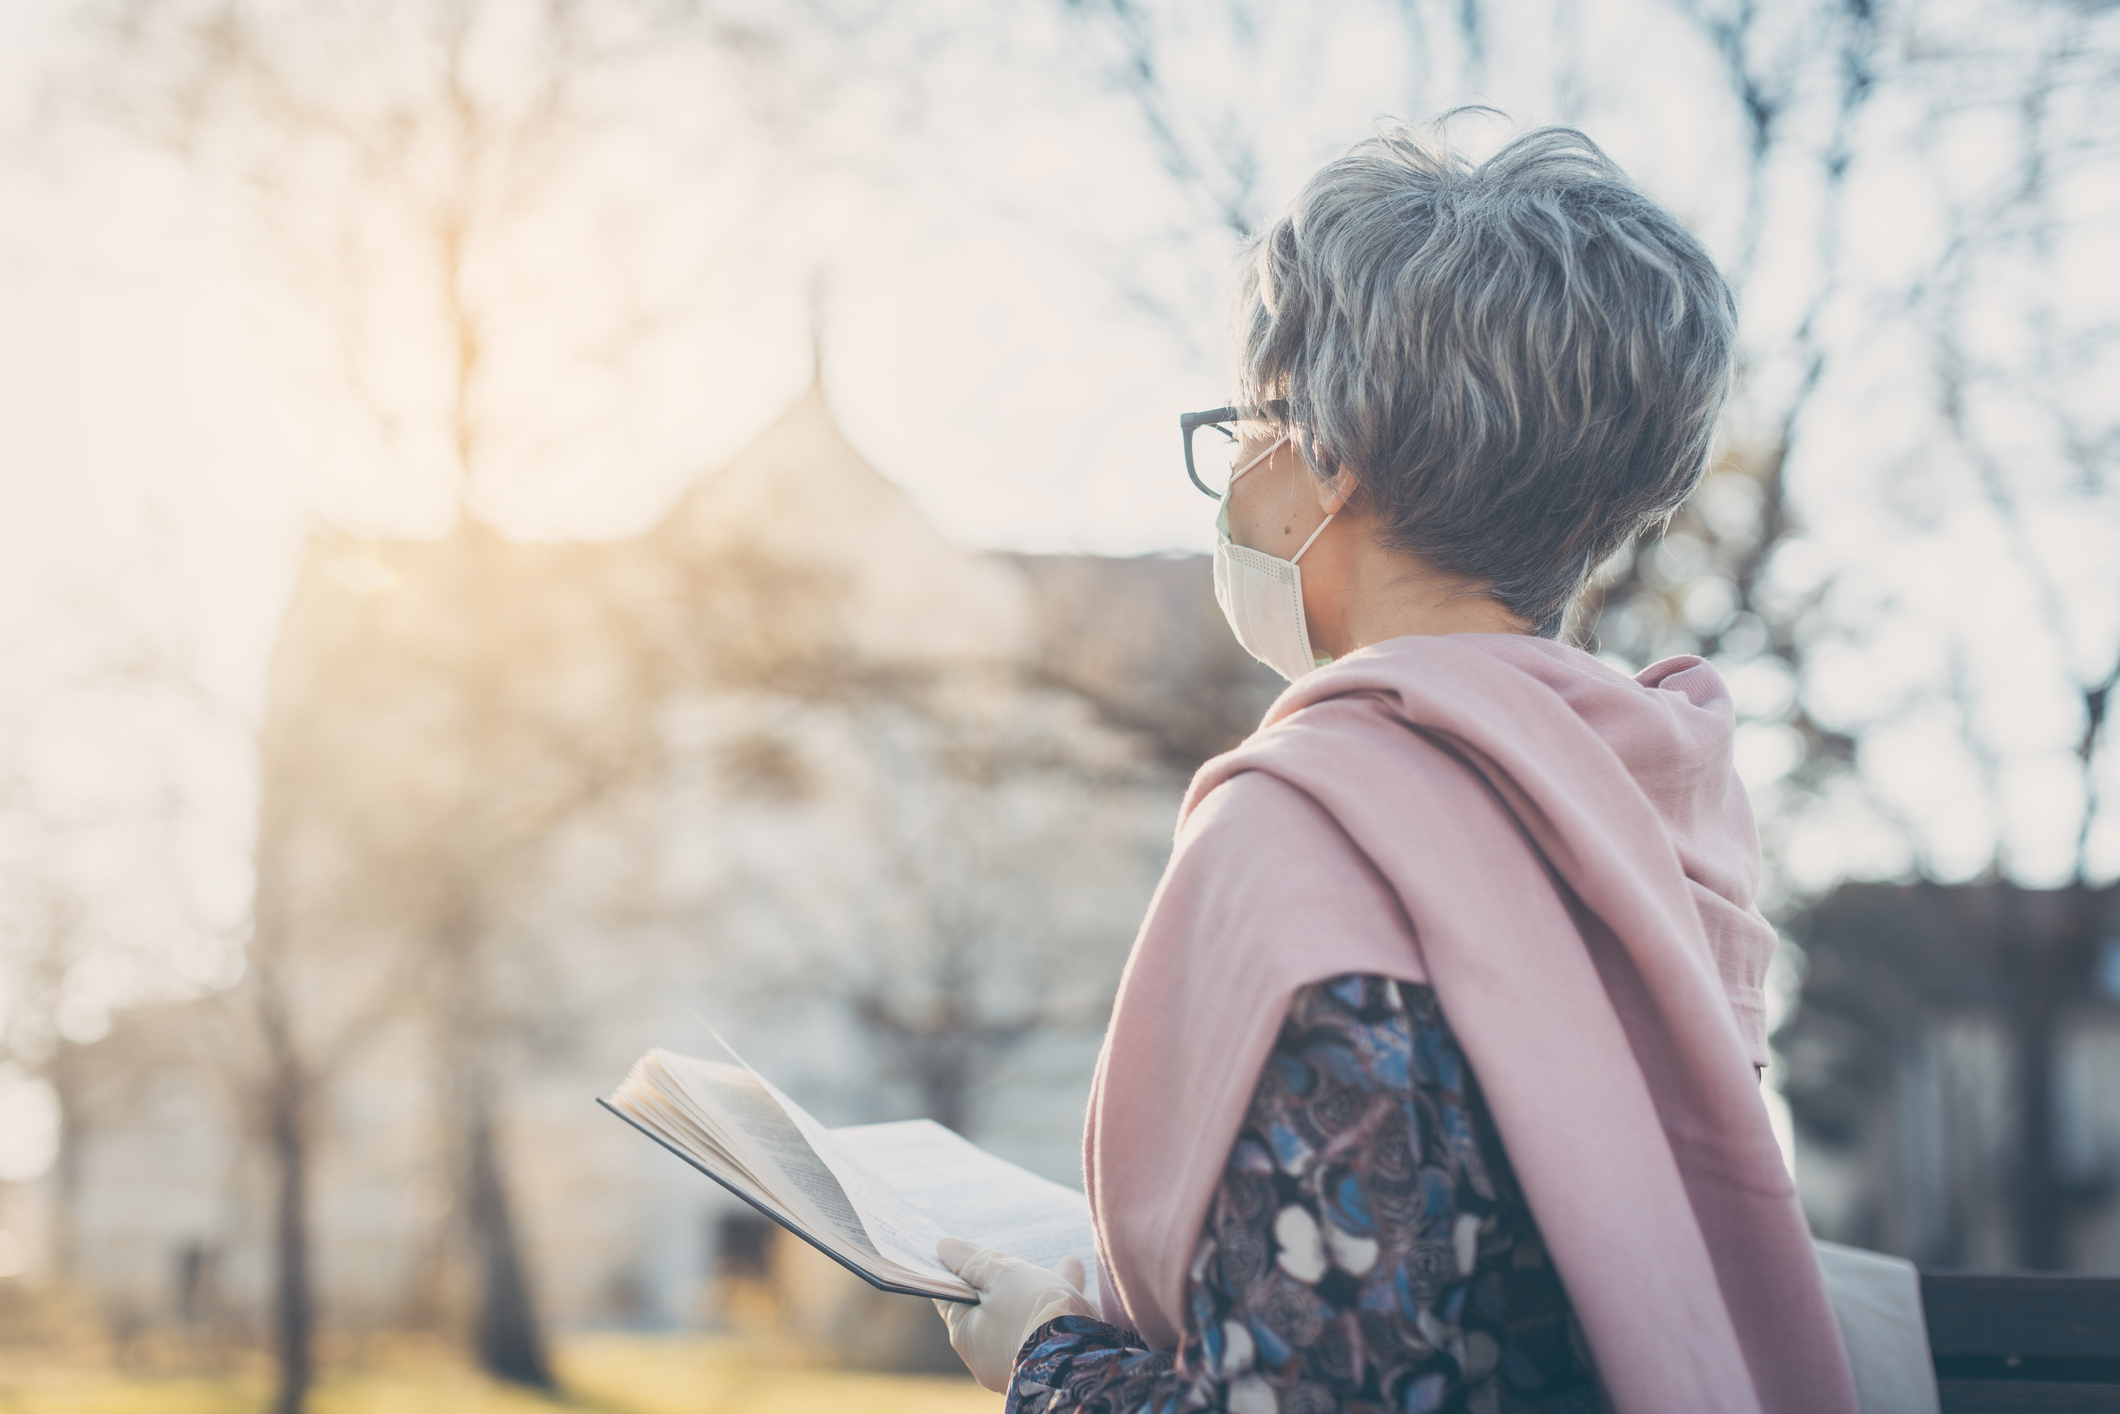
left=1924, top=1272, right=2120, bottom=1411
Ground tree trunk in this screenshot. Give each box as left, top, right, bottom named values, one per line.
left=47, top=1044, right=83, bottom=1285
left=463, top=1088, right=552, bottom=1388
left=268, top=1066, right=313, bottom=1414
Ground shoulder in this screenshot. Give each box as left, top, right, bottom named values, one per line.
left=1165, top=768, right=1411, bottom=940
left=1183, top=765, right=1331, bottom=841
left=1180, top=769, right=1360, bottom=875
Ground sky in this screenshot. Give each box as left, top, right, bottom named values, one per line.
left=0, top=0, right=1774, bottom=704
left=0, top=0, right=2115, bottom=1181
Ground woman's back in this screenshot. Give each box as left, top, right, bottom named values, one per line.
left=932, top=119, right=1858, bottom=1414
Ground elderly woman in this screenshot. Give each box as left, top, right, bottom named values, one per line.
left=937, top=124, right=1858, bottom=1414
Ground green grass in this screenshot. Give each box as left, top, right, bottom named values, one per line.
left=0, top=1334, right=1002, bottom=1414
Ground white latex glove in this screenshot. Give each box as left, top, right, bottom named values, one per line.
left=932, top=1236, right=1098, bottom=1392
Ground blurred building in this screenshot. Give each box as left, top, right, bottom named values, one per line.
left=53, top=380, right=1278, bottom=1346
left=1783, top=879, right=2120, bottom=1273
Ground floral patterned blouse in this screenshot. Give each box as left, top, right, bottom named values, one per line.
left=1008, top=975, right=1604, bottom=1414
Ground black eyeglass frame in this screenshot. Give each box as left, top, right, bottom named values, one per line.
left=1179, top=400, right=1291, bottom=500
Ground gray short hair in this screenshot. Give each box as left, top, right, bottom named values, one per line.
left=1233, top=120, right=1738, bottom=638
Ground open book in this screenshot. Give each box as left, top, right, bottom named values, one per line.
left=602, top=1047, right=1098, bottom=1304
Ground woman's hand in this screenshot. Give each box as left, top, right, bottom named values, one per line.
left=931, top=1236, right=1098, bottom=1391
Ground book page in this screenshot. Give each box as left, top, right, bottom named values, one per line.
left=609, top=1044, right=1086, bottom=1303
left=748, top=1074, right=972, bottom=1294
left=831, top=1118, right=1099, bottom=1304
left=658, top=1055, right=883, bottom=1263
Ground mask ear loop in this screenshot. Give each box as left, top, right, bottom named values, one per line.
left=1230, top=430, right=1336, bottom=564
left=1228, top=431, right=1290, bottom=486
left=1289, top=512, right=1334, bottom=565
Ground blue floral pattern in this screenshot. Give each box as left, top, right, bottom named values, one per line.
left=1008, top=976, right=1603, bottom=1414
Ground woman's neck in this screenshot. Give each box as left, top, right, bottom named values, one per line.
left=1300, top=511, right=1530, bottom=657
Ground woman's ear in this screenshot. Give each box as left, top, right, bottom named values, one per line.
left=1317, top=466, right=1359, bottom=516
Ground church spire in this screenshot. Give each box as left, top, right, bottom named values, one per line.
left=807, top=268, right=829, bottom=391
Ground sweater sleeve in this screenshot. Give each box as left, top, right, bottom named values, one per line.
left=1006, top=976, right=1602, bottom=1414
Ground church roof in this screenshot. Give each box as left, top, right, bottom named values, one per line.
left=271, top=377, right=1277, bottom=763
left=655, top=382, right=1033, bottom=668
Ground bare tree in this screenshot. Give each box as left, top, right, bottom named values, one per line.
left=714, top=674, right=1175, bottom=1134
left=1899, top=5, right=2120, bottom=1264
left=0, top=605, right=247, bottom=1294
left=1055, top=0, right=2118, bottom=891
left=1572, top=0, right=1883, bottom=868
left=64, top=0, right=821, bottom=1391
left=247, top=528, right=691, bottom=1390
left=0, top=864, right=101, bottom=1282
left=850, top=699, right=1165, bottom=1133
left=652, top=525, right=1182, bottom=1135
left=231, top=707, right=433, bottom=1412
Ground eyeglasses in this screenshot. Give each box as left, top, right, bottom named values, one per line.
left=1179, top=400, right=1290, bottom=500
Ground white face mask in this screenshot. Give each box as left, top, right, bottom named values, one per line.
left=1212, top=431, right=1336, bottom=682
